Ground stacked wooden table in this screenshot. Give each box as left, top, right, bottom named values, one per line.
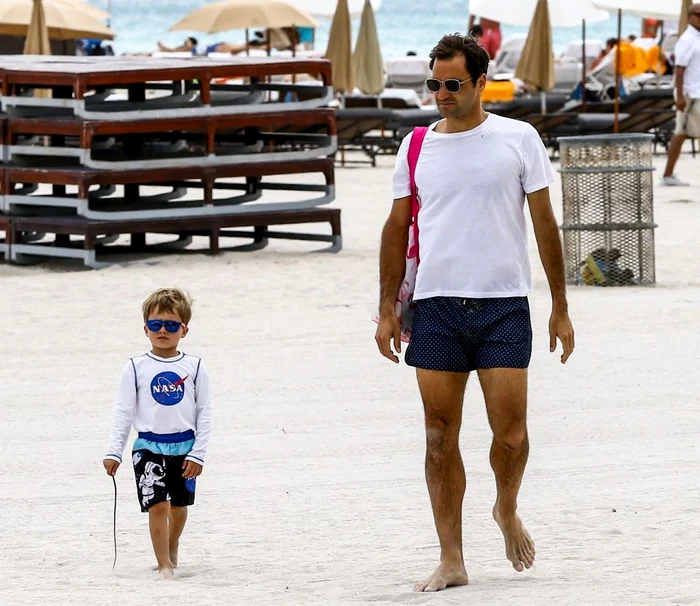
left=0, top=55, right=340, bottom=268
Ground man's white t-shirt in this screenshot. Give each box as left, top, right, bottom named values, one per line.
left=675, top=25, right=700, bottom=98
left=392, top=113, right=555, bottom=300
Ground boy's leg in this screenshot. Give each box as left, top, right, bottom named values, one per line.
left=149, top=501, right=174, bottom=577
left=169, top=507, right=188, bottom=567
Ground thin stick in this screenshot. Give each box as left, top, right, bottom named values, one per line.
left=112, top=475, right=118, bottom=570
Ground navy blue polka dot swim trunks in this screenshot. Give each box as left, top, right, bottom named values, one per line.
left=405, top=297, right=532, bottom=372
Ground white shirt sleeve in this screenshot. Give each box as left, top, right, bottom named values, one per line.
left=519, top=124, right=556, bottom=195
left=674, top=35, right=691, bottom=68
left=105, top=361, right=137, bottom=463
left=186, top=360, right=212, bottom=465
left=392, top=131, right=413, bottom=199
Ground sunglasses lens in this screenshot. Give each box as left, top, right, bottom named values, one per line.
left=147, top=320, right=163, bottom=332
left=445, top=80, right=461, bottom=93
left=426, top=78, right=440, bottom=92
left=164, top=321, right=182, bottom=333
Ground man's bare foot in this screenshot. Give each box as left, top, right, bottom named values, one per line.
left=157, top=567, right=174, bottom=580
left=414, top=561, right=469, bottom=592
left=493, top=506, right=535, bottom=572
left=169, top=543, right=179, bottom=568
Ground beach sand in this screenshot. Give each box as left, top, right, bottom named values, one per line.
left=1, top=149, right=699, bottom=605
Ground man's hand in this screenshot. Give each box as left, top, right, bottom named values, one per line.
left=375, top=312, right=402, bottom=364
left=103, top=459, right=120, bottom=476
left=182, top=460, right=203, bottom=479
left=549, top=308, right=575, bottom=364
left=677, top=96, right=687, bottom=113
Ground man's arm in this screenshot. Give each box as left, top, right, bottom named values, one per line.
left=375, top=196, right=411, bottom=363
left=675, top=66, right=687, bottom=112
left=378, top=196, right=411, bottom=316
left=527, top=186, right=575, bottom=363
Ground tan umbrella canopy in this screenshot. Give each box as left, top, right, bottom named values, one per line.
left=353, top=0, right=384, bottom=95
left=325, top=0, right=354, bottom=94
left=679, top=0, right=693, bottom=35
left=169, top=0, right=319, bottom=34
left=24, top=0, right=51, bottom=54
left=57, top=0, right=111, bottom=21
left=514, top=0, right=554, bottom=114
left=0, top=0, right=114, bottom=39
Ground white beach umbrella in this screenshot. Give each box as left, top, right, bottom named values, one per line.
left=592, top=0, right=683, bottom=21
left=289, top=0, right=381, bottom=18
left=469, top=0, right=609, bottom=27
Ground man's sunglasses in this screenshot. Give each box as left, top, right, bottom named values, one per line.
left=426, top=78, right=473, bottom=93
left=146, top=319, right=184, bottom=333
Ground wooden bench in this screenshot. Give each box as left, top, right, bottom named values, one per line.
left=4, top=109, right=337, bottom=169
left=0, top=55, right=334, bottom=119
left=3, top=157, right=335, bottom=220
left=7, top=207, right=342, bottom=268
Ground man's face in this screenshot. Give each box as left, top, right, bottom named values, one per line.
left=431, top=54, right=483, bottom=120
left=690, top=5, right=700, bottom=29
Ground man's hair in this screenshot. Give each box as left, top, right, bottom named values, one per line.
left=429, top=33, right=490, bottom=80
left=187, top=37, right=198, bottom=46
left=606, top=37, right=618, bottom=47
left=142, top=288, right=193, bottom=325
left=470, top=25, right=484, bottom=37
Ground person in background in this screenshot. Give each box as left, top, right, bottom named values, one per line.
left=661, top=3, right=700, bottom=186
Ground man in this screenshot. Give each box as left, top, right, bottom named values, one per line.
left=662, top=4, right=700, bottom=186
left=375, top=33, right=574, bottom=592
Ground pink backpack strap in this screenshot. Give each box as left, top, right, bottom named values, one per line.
left=408, top=127, right=428, bottom=218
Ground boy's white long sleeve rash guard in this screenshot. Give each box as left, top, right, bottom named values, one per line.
left=105, top=352, right=212, bottom=465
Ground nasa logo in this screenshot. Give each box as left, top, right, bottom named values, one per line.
left=150, top=371, right=188, bottom=406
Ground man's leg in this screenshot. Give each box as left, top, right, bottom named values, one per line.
left=168, top=506, right=188, bottom=567
left=477, top=368, right=535, bottom=572
left=663, top=134, right=687, bottom=178
left=414, top=368, right=470, bottom=592
left=148, top=501, right=174, bottom=579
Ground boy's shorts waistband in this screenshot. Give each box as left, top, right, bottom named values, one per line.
left=137, top=430, right=195, bottom=443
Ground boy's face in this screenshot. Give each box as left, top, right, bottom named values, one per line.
left=144, top=307, right=188, bottom=354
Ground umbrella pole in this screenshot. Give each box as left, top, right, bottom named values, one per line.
left=245, top=29, right=250, bottom=56
left=266, top=28, right=271, bottom=56
left=657, top=21, right=665, bottom=83
left=582, top=19, right=587, bottom=113
left=614, top=8, right=621, bottom=134
left=540, top=91, right=546, bottom=115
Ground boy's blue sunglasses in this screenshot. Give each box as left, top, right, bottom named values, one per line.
left=146, top=320, right=183, bottom=333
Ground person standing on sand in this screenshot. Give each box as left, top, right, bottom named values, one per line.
left=661, top=3, right=700, bottom=186
left=375, top=33, right=574, bottom=592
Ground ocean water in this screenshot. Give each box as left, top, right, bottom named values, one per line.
left=93, top=0, right=650, bottom=59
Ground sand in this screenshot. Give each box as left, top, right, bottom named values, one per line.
left=1, top=148, right=700, bottom=606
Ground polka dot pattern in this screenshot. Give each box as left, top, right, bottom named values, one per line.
left=405, top=297, right=533, bottom=372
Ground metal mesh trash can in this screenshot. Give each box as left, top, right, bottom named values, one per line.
left=559, top=133, right=657, bottom=286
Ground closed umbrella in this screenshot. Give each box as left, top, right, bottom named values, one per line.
left=325, top=0, right=354, bottom=95
left=353, top=0, right=383, bottom=95
left=23, top=0, right=50, bottom=54
left=679, top=0, right=693, bottom=35
left=169, top=0, right=318, bottom=33
left=0, top=0, right=114, bottom=39
left=514, top=0, right=554, bottom=113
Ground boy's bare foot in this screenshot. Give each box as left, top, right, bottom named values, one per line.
left=414, top=561, right=469, bottom=592
left=493, top=506, right=535, bottom=572
left=158, top=567, right=174, bottom=580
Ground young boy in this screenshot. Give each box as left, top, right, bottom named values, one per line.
left=103, top=288, right=212, bottom=580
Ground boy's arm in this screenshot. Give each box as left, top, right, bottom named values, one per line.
left=104, top=361, right=138, bottom=463
left=186, top=360, right=212, bottom=466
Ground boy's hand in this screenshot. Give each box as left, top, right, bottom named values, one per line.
left=103, top=459, right=120, bottom=476
left=182, top=460, right=203, bottom=479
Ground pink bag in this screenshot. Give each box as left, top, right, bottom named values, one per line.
left=375, top=126, right=428, bottom=343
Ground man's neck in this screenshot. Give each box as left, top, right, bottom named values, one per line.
left=438, top=107, right=489, bottom=134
